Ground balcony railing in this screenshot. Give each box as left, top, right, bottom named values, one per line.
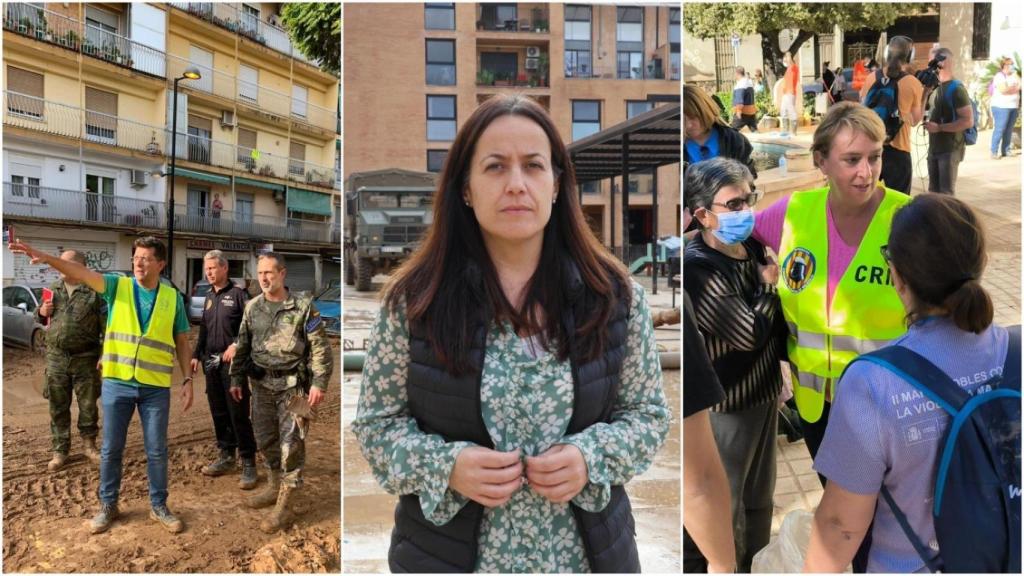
left=475, top=5, right=550, bottom=33
left=172, top=132, right=337, bottom=190
left=174, top=205, right=332, bottom=243
left=167, top=55, right=338, bottom=132
left=2, top=183, right=335, bottom=244
left=168, top=2, right=319, bottom=66
left=3, top=183, right=167, bottom=229
left=4, top=92, right=166, bottom=155
left=3, top=4, right=166, bottom=78
left=476, top=70, right=549, bottom=88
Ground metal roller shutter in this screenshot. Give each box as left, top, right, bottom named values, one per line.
left=321, top=259, right=340, bottom=292
left=11, top=238, right=118, bottom=285
left=284, top=255, right=316, bottom=295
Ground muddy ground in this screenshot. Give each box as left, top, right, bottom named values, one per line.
left=2, top=331, right=341, bottom=573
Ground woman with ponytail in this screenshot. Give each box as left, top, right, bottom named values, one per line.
left=805, top=193, right=1016, bottom=573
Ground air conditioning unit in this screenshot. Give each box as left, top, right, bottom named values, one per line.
left=130, top=170, right=148, bottom=187
left=221, top=110, right=237, bottom=127
left=525, top=57, right=538, bottom=70
left=526, top=46, right=541, bottom=58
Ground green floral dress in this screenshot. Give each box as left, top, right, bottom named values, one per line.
left=353, top=281, right=670, bottom=573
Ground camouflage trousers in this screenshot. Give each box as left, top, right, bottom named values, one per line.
left=44, top=352, right=101, bottom=454
left=251, top=378, right=306, bottom=488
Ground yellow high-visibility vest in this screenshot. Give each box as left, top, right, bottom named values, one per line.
left=101, top=276, right=177, bottom=387
left=778, top=186, right=910, bottom=423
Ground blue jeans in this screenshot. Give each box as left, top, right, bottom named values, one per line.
left=99, top=380, right=171, bottom=507
left=991, top=106, right=1019, bottom=156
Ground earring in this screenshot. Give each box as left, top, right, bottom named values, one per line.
left=552, top=196, right=557, bottom=204
left=464, top=199, right=471, bottom=207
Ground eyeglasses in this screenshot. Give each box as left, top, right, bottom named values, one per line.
left=711, top=192, right=761, bottom=212
left=879, top=244, right=892, bottom=264
left=132, top=256, right=157, bottom=264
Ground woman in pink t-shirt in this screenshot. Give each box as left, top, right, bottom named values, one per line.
left=751, top=103, right=910, bottom=502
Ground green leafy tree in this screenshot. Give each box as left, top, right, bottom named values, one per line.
left=281, top=3, right=340, bottom=76
left=684, top=3, right=934, bottom=82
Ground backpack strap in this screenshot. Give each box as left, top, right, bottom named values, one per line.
left=1002, top=325, right=1020, bottom=390
left=853, top=346, right=968, bottom=415
left=879, top=486, right=943, bottom=573
left=944, top=80, right=963, bottom=123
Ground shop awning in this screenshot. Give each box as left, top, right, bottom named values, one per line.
left=236, top=177, right=285, bottom=192
left=170, top=167, right=231, bottom=186
left=287, top=187, right=333, bottom=216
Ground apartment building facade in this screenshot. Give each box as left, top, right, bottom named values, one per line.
left=344, top=2, right=681, bottom=256
left=2, top=2, right=341, bottom=294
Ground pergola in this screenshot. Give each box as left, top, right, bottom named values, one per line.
left=567, top=99, right=680, bottom=292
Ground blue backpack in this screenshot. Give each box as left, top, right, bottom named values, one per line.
left=944, top=79, right=979, bottom=145
left=863, top=70, right=904, bottom=144
left=847, top=325, right=1021, bottom=573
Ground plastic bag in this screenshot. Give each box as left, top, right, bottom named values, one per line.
left=751, top=510, right=814, bottom=573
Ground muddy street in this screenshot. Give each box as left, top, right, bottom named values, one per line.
left=2, top=333, right=342, bottom=573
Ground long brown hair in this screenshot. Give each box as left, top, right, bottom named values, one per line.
left=383, top=94, right=630, bottom=374
left=888, top=193, right=993, bottom=333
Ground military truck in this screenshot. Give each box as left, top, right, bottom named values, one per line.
left=344, top=169, right=436, bottom=291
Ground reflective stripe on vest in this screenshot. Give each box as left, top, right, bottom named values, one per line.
left=101, top=276, right=177, bottom=387
left=777, top=187, right=910, bottom=423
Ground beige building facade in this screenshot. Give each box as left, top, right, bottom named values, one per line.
left=344, top=2, right=682, bottom=253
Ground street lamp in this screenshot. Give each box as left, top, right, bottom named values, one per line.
left=166, top=65, right=201, bottom=283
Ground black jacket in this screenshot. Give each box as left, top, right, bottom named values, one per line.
left=193, top=281, right=248, bottom=358
left=684, top=123, right=758, bottom=179
left=389, top=260, right=639, bottom=573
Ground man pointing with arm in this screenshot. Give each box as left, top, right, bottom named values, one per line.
left=9, top=236, right=194, bottom=535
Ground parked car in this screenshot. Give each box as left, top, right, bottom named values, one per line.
left=2, top=284, right=47, bottom=351
left=313, top=286, right=341, bottom=336
left=189, top=278, right=249, bottom=323
left=316, top=278, right=341, bottom=299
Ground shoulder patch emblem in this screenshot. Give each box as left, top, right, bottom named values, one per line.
left=305, top=315, right=322, bottom=332
left=205, top=299, right=213, bottom=310
left=782, top=247, right=816, bottom=293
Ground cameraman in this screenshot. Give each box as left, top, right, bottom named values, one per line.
left=860, top=36, right=926, bottom=194
left=924, top=48, right=973, bottom=195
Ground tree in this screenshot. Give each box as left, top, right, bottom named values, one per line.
left=281, top=3, right=340, bottom=76
left=684, top=3, right=935, bottom=82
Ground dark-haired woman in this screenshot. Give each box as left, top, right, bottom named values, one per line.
left=353, top=94, right=670, bottom=573
left=805, top=193, right=1018, bottom=572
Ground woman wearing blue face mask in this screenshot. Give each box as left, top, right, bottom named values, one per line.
left=682, top=157, right=789, bottom=572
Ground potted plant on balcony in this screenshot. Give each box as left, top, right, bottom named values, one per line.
left=517, top=72, right=528, bottom=86
left=82, top=40, right=96, bottom=55
left=476, top=69, right=495, bottom=86
left=18, top=17, right=30, bottom=34
left=538, top=52, right=549, bottom=86
left=494, top=72, right=511, bottom=87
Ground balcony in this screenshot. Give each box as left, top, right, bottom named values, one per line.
left=172, top=132, right=337, bottom=190
left=4, top=91, right=166, bottom=156
left=168, top=2, right=319, bottom=67
left=3, top=183, right=167, bottom=230
left=174, top=205, right=333, bottom=244
left=2, top=183, right=334, bottom=244
left=3, top=4, right=166, bottom=78
left=475, top=4, right=549, bottom=33
left=166, top=55, right=338, bottom=134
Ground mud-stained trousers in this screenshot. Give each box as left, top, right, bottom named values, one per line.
left=251, top=375, right=306, bottom=488
left=44, top=352, right=101, bottom=454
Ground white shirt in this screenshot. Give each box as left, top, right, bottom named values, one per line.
left=991, top=71, right=1021, bottom=109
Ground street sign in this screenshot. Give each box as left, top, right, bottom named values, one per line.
left=731, top=33, right=741, bottom=49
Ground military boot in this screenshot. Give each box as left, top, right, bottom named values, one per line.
left=47, top=452, right=68, bottom=472
left=82, top=437, right=100, bottom=464
left=259, top=484, right=293, bottom=533
left=239, top=457, right=258, bottom=490
left=246, top=469, right=280, bottom=508
left=202, top=449, right=236, bottom=477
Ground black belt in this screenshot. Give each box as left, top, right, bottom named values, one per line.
left=265, top=368, right=297, bottom=378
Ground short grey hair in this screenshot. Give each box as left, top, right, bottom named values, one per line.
left=684, top=157, right=755, bottom=220
left=61, top=250, right=87, bottom=265
left=258, top=251, right=286, bottom=271
left=203, top=249, right=227, bottom=266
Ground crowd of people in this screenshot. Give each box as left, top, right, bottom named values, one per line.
left=683, top=36, right=1020, bottom=574
left=6, top=237, right=333, bottom=535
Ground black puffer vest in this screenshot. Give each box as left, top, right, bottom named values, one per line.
left=389, top=260, right=639, bottom=573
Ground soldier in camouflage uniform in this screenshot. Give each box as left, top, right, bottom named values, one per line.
left=36, top=250, right=106, bottom=472
left=230, top=252, right=333, bottom=533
